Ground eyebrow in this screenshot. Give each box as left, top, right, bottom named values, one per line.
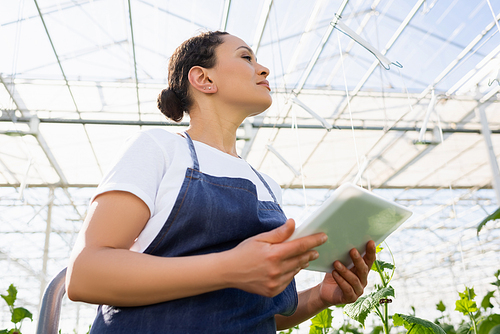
left=236, top=46, right=257, bottom=61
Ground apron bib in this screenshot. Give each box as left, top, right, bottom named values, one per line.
left=90, top=133, right=298, bottom=333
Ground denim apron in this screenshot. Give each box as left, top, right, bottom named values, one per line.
left=90, top=133, right=298, bottom=333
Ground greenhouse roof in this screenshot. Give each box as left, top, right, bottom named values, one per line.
left=1, top=0, right=500, bottom=332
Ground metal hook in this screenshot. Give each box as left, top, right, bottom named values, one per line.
left=331, top=14, right=402, bottom=70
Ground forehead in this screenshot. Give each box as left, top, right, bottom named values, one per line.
left=218, top=34, right=253, bottom=55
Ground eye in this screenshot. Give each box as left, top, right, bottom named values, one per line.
left=242, top=55, right=252, bottom=62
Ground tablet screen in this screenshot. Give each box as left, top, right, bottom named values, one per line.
left=287, top=183, right=412, bottom=272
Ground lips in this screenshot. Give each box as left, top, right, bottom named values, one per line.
left=257, top=80, right=271, bottom=91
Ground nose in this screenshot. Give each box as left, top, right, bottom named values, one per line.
left=257, top=62, right=269, bottom=78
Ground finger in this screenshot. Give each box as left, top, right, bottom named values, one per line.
left=279, top=233, right=327, bottom=260
left=280, top=250, right=319, bottom=275
left=363, top=240, right=377, bottom=266
left=255, top=219, right=295, bottom=244
left=331, top=269, right=359, bottom=303
left=334, top=261, right=364, bottom=296
left=349, top=248, right=370, bottom=287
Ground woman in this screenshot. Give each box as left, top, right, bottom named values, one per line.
left=66, top=31, right=376, bottom=333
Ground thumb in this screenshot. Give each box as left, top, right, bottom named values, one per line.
left=255, top=219, right=295, bottom=244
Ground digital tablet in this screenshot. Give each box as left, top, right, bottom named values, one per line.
left=286, top=183, right=412, bottom=272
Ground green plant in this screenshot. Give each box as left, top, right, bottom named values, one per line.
left=309, top=308, right=334, bottom=334
left=343, top=245, right=445, bottom=334
left=0, top=284, right=33, bottom=334
left=477, top=207, right=500, bottom=235
left=434, top=300, right=457, bottom=334
left=452, top=271, right=500, bottom=334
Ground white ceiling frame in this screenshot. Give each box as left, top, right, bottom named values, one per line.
left=220, top=0, right=232, bottom=31
left=282, top=0, right=329, bottom=87
left=421, top=12, right=500, bottom=99
left=241, top=0, right=274, bottom=159
left=326, top=0, right=382, bottom=87
left=333, top=0, right=425, bottom=121
left=34, top=0, right=104, bottom=176
left=257, top=0, right=351, bottom=169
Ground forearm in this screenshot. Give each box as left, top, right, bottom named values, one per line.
left=275, top=284, right=329, bottom=330
left=66, top=247, right=231, bottom=306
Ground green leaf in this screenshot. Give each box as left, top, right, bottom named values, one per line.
left=494, top=270, right=500, bottom=280
left=455, top=299, right=478, bottom=315
left=458, top=287, right=476, bottom=301
left=393, top=313, right=446, bottom=334
left=0, top=330, right=9, bottom=334
left=371, top=326, right=384, bottom=334
left=436, top=301, right=446, bottom=312
left=344, top=325, right=363, bottom=334
left=11, top=307, right=32, bottom=324
left=491, top=281, right=500, bottom=288
left=371, top=260, right=394, bottom=272
left=478, top=315, right=500, bottom=334
left=440, top=323, right=456, bottom=334
left=311, top=308, right=333, bottom=329
left=309, top=326, right=324, bottom=334
left=456, top=322, right=472, bottom=334
left=489, top=325, right=500, bottom=334
left=477, top=207, right=500, bottom=235
left=344, top=286, right=395, bottom=327
left=1, top=285, right=17, bottom=307
left=481, top=291, right=495, bottom=310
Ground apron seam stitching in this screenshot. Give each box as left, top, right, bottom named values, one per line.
left=148, top=169, right=194, bottom=253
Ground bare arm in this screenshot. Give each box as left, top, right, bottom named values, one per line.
left=275, top=241, right=377, bottom=330
left=66, top=191, right=327, bottom=306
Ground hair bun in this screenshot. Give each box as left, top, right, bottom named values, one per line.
left=157, top=88, right=184, bottom=122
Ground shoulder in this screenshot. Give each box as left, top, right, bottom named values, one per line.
left=131, top=128, right=184, bottom=147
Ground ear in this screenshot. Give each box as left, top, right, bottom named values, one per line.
left=188, top=66, right=217, bottom=94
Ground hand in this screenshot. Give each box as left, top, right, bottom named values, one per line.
left=318, top=240, right=376, bottom=307
left=226, top=219, right=327, bottom=298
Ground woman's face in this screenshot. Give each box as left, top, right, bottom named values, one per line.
left=209, top=34, right=272, bottom=117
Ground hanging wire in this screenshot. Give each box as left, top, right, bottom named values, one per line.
left=331, top=14, right=402, bottom=70
left=291, top=109, right=308, bottom=209
left=486, top=0, right=500, bottom=35
left=3, top=0, right=50, bottom=197
left=337, top=31, right=361, bottom=186
left=266, top=4, right=310, bottom=209
left=485, top=0, right=500, bottom=87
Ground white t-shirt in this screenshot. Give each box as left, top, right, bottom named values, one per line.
left=92, top=128, right=283, bottom=253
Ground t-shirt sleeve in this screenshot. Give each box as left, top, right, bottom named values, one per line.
left=91, top=131, right=168, bottom=217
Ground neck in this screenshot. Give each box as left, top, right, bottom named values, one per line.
left=186, top=104, right=245, bottom=158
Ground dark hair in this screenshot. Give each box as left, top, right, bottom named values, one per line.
left=157, top=31, right=229, bottom=122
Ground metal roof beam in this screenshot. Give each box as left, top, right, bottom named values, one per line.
left=283, top=0, right=328, bottom=86
left=326, top=0, right=382, bottom=85
left=252, top=0, right=273, bottom=53
left=1, top=0, right=94, bottom=27
left=255, top=1, right=350, bottom=165
left=220, top=0, right=231, bottom=30
left=34, top=0, right=103, bottom=175
left=0, top=74, right=28, bottom=116
left=334, top=0, right=425, bottom=120
left=3, top=115, right=499, bottom=133
left=241, top=0, right=273, bottom=158
left=127, top=0, right=141, bottom=120
left=421, top=12, right=500, bottom=99
left=376, top=87, right=496, bottom=187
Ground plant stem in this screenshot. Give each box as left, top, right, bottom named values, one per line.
left=384, top=302, right=389, bottom=334
left=374, top=305, right=390, bottom=334
left=470, top=312, right=478, bottom=334
left=374, top=261, right=387, bottom=288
